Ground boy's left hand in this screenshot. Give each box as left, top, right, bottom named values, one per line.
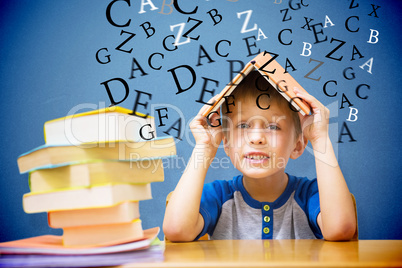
left=294, top=89, right=329, bottom=145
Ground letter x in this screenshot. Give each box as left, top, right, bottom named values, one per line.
left=368, top=4, right=380, bottom=18
left=301, top=17, right=314, bottom=31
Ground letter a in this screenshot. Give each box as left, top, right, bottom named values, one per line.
left=139, top=0, right=159, bottom=14
left=359, top=57, right=373, bottom=74
left=323, top=15, right=335, bottom=28
left=256, top=28, right=268, bottom=41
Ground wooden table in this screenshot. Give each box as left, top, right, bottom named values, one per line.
left=119, top=240, right=402, bottom=268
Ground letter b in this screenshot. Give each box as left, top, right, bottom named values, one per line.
left=300, top=42, right=312, bottom=57
left=346, top=107, right=358, bottom=122
left=367, top=29, right=379, bottom=44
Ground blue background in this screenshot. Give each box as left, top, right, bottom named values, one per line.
left=0, top=0, right=401, bottom=241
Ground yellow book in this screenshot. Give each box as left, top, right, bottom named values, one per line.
left=62, top=219, right=144, bottom=247
left=17, top=136, right=176, bottom=174
left=48, top=201, right=140, bottom=228
left=23, top=183, right=152, bottom=213
left=29, top=159, right=164, bottom=193
left=44, top=106, right=156, bottom=145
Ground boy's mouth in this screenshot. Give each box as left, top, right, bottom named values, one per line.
left=243, top=152, right=270, bottom=161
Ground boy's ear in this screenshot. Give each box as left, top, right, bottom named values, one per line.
left=290, top=134, right=308, bottom=160
left=222, top=135, right=230, bottom=156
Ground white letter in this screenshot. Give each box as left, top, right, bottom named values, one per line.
left=323, top=15, right=335, bottom=28
left=170, top=23, right=190, bottom=46
left=256, top=28, right=268, bottom=41
left=359, top=57, right=373, bottom=74
left=300, top=42, right=312, bottom=57
left=237, top=10, right=258, bottom=33
left=139, top=0, right=158, bottom=14
left=346, top=107, right=358, bottom=122
left=367, top=29, right=379, bottom=44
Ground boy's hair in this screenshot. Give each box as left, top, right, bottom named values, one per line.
left=221, top=70, right=302, bottom=139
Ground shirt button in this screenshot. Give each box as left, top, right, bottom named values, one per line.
left=263, top=227, right=270, bottom=234
left=263, top=205, right=270, bottom=211
left=264, top=216, right=271, bottom=223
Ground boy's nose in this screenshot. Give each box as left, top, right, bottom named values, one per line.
left=247, top=129, right=267, bottom=145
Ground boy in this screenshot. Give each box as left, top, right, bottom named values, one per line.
left=163, top=71, right=357, bottom=241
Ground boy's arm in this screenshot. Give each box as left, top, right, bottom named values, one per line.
left=294, top=89, right=357, bottom=241
left=163, top=100, right=222, bottom=242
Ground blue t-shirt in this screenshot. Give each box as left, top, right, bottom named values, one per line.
left=197, top=174, right=322, bottom=240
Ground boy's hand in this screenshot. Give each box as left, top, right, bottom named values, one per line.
left=189, top=97, right=223, bottom=150
left=294, top=89, right=329, bottom=145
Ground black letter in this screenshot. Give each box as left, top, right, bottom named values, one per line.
left=115, top=30, right=136, bottom=53
left=156, top=107, right=168, bottom=126
left=196, top=45, right=215, bottom=66
left=258, top=51, right=279, bottom=74
left=129, top=58, right=148, bottom=79
left=323, top=80, right=337, bottom=97
left=325, top=38, right=346, bottom=61
left=223, top=95, right=235, bottom=114
left=96, top=48, right=111, bottom=64
left=280, top=8, right=291, bottom=22
left=311, top=23, right=328, bottom=44
left=345, top=16, right=359, bottom=33
left=215, top=40, right=231, bottom=57
left=163, top=118, right=183, bottom=140
left=196, top=77, right=219, bottom=104
left=343, top=67, right=356, bottom=80
left=173, top=0, right=198, bottom=14
left=301, top=17, right=314, bottom=31
left=368, top=4, right=380, bottom=18
left=338, top=122, right=357, bottom=143
left=356, top=84, right=370, bottom=100
left=139, top=124, right=155, bottom=140
left=227, top=60, right=245, bottom=82
left=349, top=0, right=359, bottom=9
left=100, top=77, right=129, bottom=106
left=351, top=45, right=364, bottom=61
left=106, top=0, right=131, bottom=27
left=148, top=52, right=164, bottom=70
left=131, top=90, right=152, bottom=118
left=243, top=36, right=260, bottom=57
left=167, top=65, right=197, bottom=94
left=206, top=111, right=221, bottom=127
left=278, top=29, right=292, bottom=45
left=340, top=93, right=353, bottom=109
left=256, top=93, right=271, bottom=110
left=162, top=35, right=178, bottom=51
left=182, top=17, right=203, bottom=41
left=140, top=21, right=155, bottom=38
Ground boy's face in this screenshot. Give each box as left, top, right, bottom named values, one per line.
left=223, top=96, right=304, bottom=180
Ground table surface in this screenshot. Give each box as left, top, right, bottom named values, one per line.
left=119, top=239, right=402, bottom=268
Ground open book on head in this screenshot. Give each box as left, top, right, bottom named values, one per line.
left=201, top=51, right=312, bottom=118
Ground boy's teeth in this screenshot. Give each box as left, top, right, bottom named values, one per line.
left=246, top=155, right=268, bottom=160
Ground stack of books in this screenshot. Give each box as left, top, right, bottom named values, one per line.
left=16, top=106, right=176, bottom=247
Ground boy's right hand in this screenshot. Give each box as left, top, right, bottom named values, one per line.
left=189, top=97, right=223, bottom=151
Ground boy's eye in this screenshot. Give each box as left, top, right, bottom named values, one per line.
left=237, top=123, right=249, bottom=129
left=268, top=125, right=280, bottom=130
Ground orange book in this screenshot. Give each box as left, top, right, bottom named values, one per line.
left=202, top=51, right=311, bottom=117
left=0, top=227, right=159, bottom=254
left=48, top=201, right=140, bottom=228
left=62, top=219, right=144, bottom=247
